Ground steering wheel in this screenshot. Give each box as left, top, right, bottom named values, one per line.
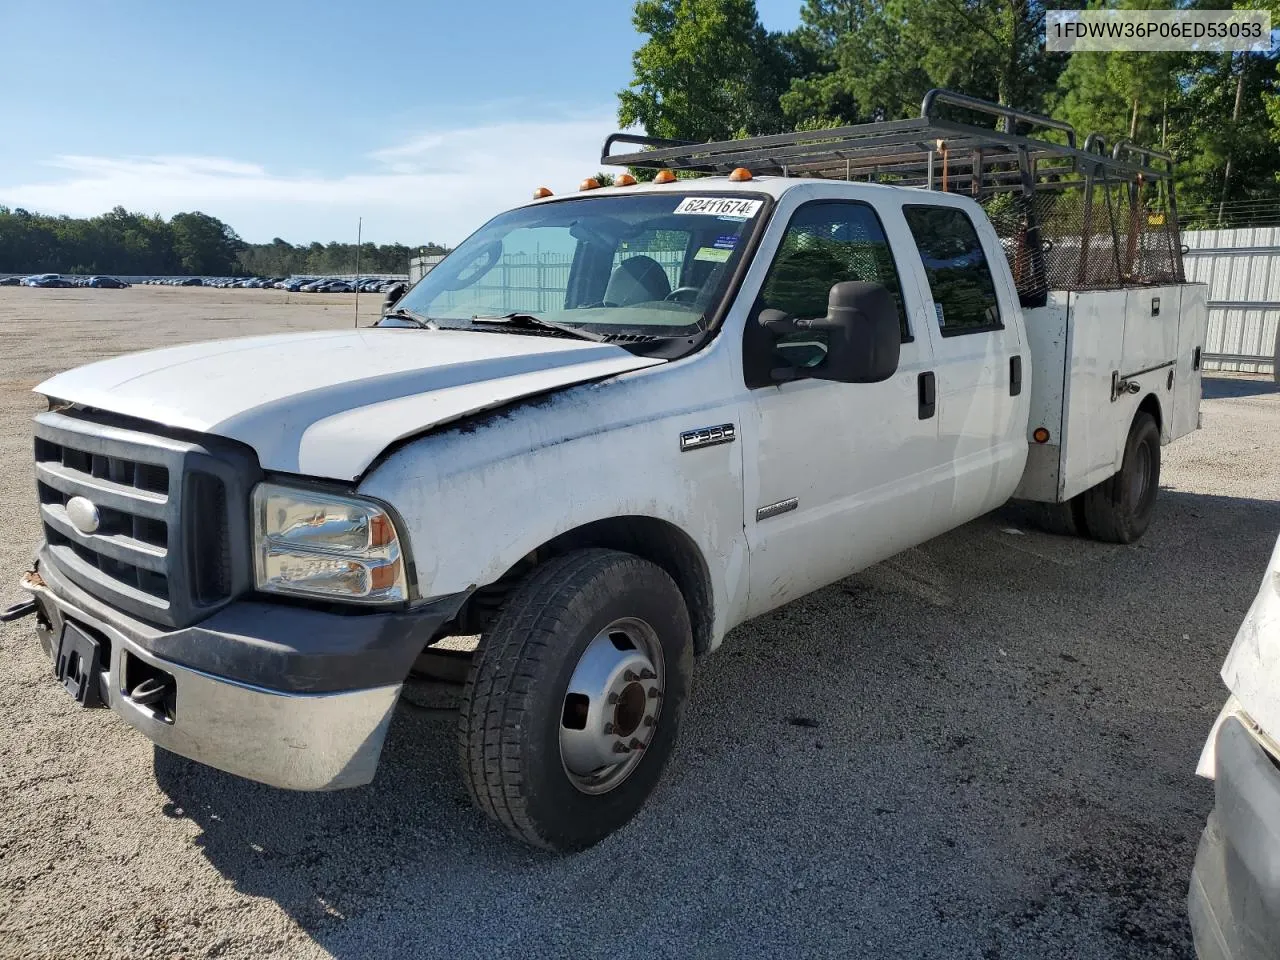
left=664, top=286, right=702, bottom=304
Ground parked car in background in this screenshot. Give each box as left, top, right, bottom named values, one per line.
left=0, top=276, right=23, bottom=286
left=27, top=275, right=73, bottom=288
left=1190, top=533, right=1280, bottom=960
left=178, top=277, right=203, bottom=287
left=88, top=276, right=129, bottom=289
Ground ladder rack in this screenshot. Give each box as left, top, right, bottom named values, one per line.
left=601, top=90, right=1184, bottom=301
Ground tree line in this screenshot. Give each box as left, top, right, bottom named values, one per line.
left=0, top=205, right=448, bottom=277
left=620, top=0, right=1280, bottom=226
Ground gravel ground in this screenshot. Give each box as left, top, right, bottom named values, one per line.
left=1, top=287, right=1278, bottom=959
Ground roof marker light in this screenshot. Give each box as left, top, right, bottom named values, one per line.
left=616, top=173, right=637, bottom=187
left=580, top=178, right=601, bottom=191
left=533, top=186, right=553, bottom=199
left=728, top=167, right=753, bottom=182
left=653, top=169, right=677, bottom=184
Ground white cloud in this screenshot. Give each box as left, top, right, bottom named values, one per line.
left=0, top=112, right=629, bottom=245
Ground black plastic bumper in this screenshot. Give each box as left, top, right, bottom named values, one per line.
left=1189, top=716, right=1280, bottom=960
left=32, top=544, right=466, bottom=693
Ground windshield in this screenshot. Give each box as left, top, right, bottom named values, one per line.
left=394, top=192, right=767, bottom=342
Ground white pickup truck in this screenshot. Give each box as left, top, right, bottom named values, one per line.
left=8, top=93, right=1208, bottom=851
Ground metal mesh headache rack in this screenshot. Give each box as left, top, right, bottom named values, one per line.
left=602, top=89, right=1185, bottom=307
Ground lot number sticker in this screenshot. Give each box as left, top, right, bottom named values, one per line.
left=674, top=197, right=764, bottom=218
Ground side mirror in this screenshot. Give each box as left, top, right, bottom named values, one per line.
left=762, top=281, right=901, bottom=384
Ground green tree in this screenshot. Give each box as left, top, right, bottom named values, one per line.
left=782, top=0, right=1065, bottom=128
left=0, top=205, right=448, bottom=277
left=169, top=212, right=244, bottom=275
left=618, top=0, right=791, bottom=141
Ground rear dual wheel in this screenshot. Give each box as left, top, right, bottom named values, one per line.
left=1079, top=412, right=1161, bottom=544
left=1028, top=412, right=1161, bottom=544
left=458, top=549, right=692, bottom=852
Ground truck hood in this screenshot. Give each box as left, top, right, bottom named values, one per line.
left=1198, top=534, right=1280, bottom=776
left=36, top=328, right=664, bottom=480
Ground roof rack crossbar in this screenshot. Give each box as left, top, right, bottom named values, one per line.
left=599, top=90, right=1169, bottom=184
left=920, top=88, right=1077, bottom=148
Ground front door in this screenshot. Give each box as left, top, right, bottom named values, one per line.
left=741, top=195, right=943, bottom=619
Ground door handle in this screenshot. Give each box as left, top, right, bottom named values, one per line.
left=918, top=371, right=936, bottom=420
left=1010, top=355, right=1023, bottom=396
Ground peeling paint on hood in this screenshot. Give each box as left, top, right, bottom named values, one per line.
left=35, top=327, right=664, bottom=480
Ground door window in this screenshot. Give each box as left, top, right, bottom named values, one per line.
left=902, top=205, right=1002, bottom=336
left=761, top=201, right=910, bottom=340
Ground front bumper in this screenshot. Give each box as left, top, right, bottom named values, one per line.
left=20, top=548, right=465, bottom=791
left=1189, top=715, right=1280, bottom=960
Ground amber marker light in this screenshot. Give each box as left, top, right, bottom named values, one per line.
left=653, top=169, right=677, bottom=184
left=580, top=178, right=601, bottom=191
left=615, top=173, right=637, bottom=187
left=532, top=186, right=553, bottom=199
left=1033, top=427, right=1051, bottom=444
left=728, top=167, right=753, bottom=182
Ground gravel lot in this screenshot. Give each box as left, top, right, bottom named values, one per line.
left=1, top=286, right=1277, bottom=959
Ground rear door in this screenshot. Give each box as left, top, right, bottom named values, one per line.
left=897, top=201, right=1029, bottom=522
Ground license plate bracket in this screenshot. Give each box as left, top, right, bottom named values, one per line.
left=55, top=623, right=105, bottom=707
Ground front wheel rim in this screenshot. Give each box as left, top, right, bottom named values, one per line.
left=559, top=617, right=665, bottom=795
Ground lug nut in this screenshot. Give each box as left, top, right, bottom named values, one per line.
left=624, top=670, right=639, bottom=682
left=643, top=716, right=654, bottom=727
left=607, top=692, right=618, bottom=704
left=604, top=722, right=615, bottom=735
left=639, top=669, right=657, bottom=680
left=629, top=738, right=645, bottom=751
left=648, top=688, right=662, bottom=699
left=613, top=742, right=632, bottom=754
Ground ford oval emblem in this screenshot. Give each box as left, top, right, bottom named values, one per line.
left=66, top=496, right=101, bottom=535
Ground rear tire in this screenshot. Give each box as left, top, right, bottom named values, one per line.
left=1023, top=498, right=1085, bottom=537
left=1080, top=412, right=1161, bottom=544
left=458, top=548, right=693, bottom=851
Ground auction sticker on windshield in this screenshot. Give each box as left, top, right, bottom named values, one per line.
left=674, top=197, right=764, bottom=218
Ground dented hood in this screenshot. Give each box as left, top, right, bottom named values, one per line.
left=1220, top=536, right=1280, bottom=736
left=35, top=328, right=663, bottom=480
left=1198, top=534, right=1280, bottom=776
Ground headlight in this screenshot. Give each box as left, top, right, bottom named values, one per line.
left=252, top=483, right=408, bottom=603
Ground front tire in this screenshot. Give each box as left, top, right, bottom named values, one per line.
left=458, top=549, right=693, bottom=851
left=1080, top=412, right=1161, bottom=544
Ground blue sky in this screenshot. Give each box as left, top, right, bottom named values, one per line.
left=0, top=1, right=802, bottom=246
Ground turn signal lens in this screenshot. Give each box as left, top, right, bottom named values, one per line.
left=580, top=178, right=601, bottom=191
left=533, top=186, right=553, bottom=199
left=1033, top=427, right=1051, bottom=444
left=653, top=169, right=677, bottom=184
left=728, top=167, right=753, bottom=182
left=616, top=173, right=637, bottom=187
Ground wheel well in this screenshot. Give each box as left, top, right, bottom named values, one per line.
left=1138, top=393, right=1162, bottom=434
left=452, top=518, right=714, bottom=655
left=543, top=517, right=714, bottom=655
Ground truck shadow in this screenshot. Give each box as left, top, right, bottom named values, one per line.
left=152, top=487, right=1280, bottom=959
left=1202, top=375, right=1279, bottom=399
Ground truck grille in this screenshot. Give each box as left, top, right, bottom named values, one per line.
left=33, top=409, right=259, bottom=628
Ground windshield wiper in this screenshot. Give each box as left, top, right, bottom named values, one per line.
left=378, top=308, right=434, bottom=329
left=471, top=312, right=605, bottom=342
